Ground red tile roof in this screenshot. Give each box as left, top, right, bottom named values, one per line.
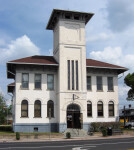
left=8, top=55, right=127, bottom=70
left=8, top=55, right=58, bottom=65
left=8, top=82, right=15, bottom=86
left=86, top=59, right=127, bottom=70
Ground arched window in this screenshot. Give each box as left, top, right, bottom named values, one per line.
left=97, top=101, right=103, bottom=117
left=47, top=100, right=54, bottom=118
left=34, top=100, right=41, bottom=117
left=21, top=100, right=28, bottom=117
left=67, top=104, right=80, bottom=112
left=109, top=101, right=114, bottom=117
left=87, top=101, right=92, bottom=117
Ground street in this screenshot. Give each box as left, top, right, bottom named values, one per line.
left=0, top=137, right=134, bottom=150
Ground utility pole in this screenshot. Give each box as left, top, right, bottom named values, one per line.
left=49, top=108, right=51, bottom=139
left=124, top=106, right=126, bottom=127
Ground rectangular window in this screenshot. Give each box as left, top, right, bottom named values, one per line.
left=72, top=60, right=74, bottom=90
left=22, top=73, right=29, bottom=88
left=97, top=76, right=103, bottom=91
left=35, top=74, right=41, bottom=89
left=108, top=77, right=114, bottom=91
left=76, top=61, right=78, bottom=90
left=68, top=60, right=70, bottom=90
left=47, top=74, right=54, bottom=90
left=87, top=76, right=91, bottom=90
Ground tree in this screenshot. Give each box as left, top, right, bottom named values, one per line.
left=124, top=73, right=134, bottom=100
left=0, top=94, right=7, bottom=124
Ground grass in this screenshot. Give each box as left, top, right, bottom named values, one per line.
left=0, top=131, right=62, bottom=135
left=122, top=128, right=134, bottom=131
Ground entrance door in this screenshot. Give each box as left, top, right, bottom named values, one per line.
left=67, top=104, right=82, bottom=129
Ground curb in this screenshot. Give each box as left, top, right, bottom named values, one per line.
left=0, top=135, right=134, bottom=143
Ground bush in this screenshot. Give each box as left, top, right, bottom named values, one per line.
left=90, top=122, right=122, bottom=132
left=66, top=132, right=71, bottom=139
left=0, top=125, right=12, bottom=131
left=101, top=128, right=107, bottom=136
left=16, top=132, right=20, bottom=140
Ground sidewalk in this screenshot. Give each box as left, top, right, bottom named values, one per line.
left=0, top=134, right=134, bottom=143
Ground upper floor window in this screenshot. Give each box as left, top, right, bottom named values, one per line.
left=87, top=101, right=92, bottom=117
left=109, top=101, right=114, bottom=117
left=97, top=76, right=103, bottom=91
left=68, top=60, right=70, bottom=90
left=22, top=73, right=29, bottom=88
left=47, top=74, right=54, bottom=90
left=21, top=100, right=28, bottom=117
left=76, top=61, right=78, bottom=90
left=35, top=74, right=41, bottom=89
left=47, top=100, right=54, bottom=118
left=34, top=100, right=41, bottom=117
left=97, top=101, right=103, bottom=117
left=87, top=76, right=91, bottom=90
left=67, top=60, right=79, bottom=91
left=108, top=77, right=114, bottom=91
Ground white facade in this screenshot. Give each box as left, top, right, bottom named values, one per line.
left=7, top=9, right=126, bottom=133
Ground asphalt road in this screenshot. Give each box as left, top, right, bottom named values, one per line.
left=0, top=137, right=134, bottom=150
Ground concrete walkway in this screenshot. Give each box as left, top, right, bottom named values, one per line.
left=0, top=134, right=134, bottom=143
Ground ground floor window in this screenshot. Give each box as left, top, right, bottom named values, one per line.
left=87, top=101, right=92, bottom=117
left=109, top=101, right=114, bottom=117
left=34, top=100, right=41, bottom=117
left=21, top=100, right=28, bottom=117
left=47, top=100, right=54, bottom=118
left=97, top=101, right=103, bottom=117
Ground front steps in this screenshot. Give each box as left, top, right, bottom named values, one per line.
left=64, top=128, right=89, bottom=137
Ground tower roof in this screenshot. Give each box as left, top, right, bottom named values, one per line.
left=46, top=9, right=94, bottom=30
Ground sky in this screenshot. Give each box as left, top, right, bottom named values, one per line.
left=0, top=0, right=134, bottom=108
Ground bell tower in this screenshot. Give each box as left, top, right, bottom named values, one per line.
left=46, top=9, right=93, bottom=132
left=46, top=9, right=93, bottom=92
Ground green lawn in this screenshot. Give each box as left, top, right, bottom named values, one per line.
left=0, top=131, right=62, bottom=135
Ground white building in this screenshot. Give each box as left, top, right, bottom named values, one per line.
left=7, top=9, right=127, bottom=133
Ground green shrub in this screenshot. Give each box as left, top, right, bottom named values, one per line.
left=90, top=122, right=122, bottom=132
left=0, top=125, right=12, bottom=131
left=66, top=132, right=71, bottom=139
left=16, top=132, right=20, bottom=140
left=101, top=128, right=107, bottom=136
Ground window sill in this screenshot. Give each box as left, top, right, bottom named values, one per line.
left=21, top=88, right=29, bottom=90
left=34, top=88, right=42, bottom=90
left=87, top=90, right=92, bottom=92
left=87, top=116, right=92, bottom=118
left=46, top=89, right=55, bottom=91
left=107, top=90, right=114, bottom=92
left=97, top=116, right=104, bottom=118
left=33, top=117, right=42, bottom=118
left=109, top=116, right=115, bottom=118
left=97, top=90, right=103, bottom=92
left=20, top=117, right=29, bottom=118
left=46, top=117, right=55, bottom=118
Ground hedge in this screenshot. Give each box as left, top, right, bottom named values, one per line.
left=0, top=125, right=12, bottom=131
left=90, top=122, right=123, bottom=132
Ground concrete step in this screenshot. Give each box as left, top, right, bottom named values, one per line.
left=64, top=128, right=89, bottom=137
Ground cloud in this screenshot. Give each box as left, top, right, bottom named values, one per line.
left=86, top=33, right=114, bottom=42
left=0, top=39, right=6, bottom=46
left=90, top=46, right=134, bottom=71
left=106, top=0, right=134, bottom=32
left=0, top=35, right=40, bottom=65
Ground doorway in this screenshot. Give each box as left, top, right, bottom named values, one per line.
left=67, top=104, right=82, bottom=129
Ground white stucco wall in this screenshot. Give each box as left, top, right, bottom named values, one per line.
left=15, top=67, right=58, bottom=124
